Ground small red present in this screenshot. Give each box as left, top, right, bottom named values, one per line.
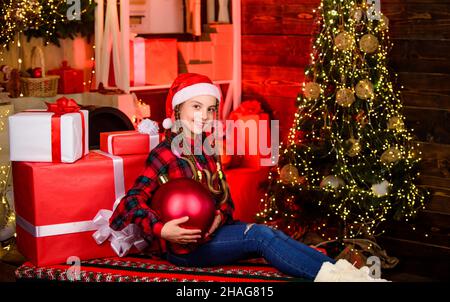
left=100, top=130, right=162, bottom=156
left=47, top=61, right=84, bottom=94
left=227, top=101, right=275, bottom=169
left=13, top=151, right=149, bottom=267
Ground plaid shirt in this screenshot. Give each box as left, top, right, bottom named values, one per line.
left=109, top=131, right=235, bottom=244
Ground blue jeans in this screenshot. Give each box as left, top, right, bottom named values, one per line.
left=166, top=221, right=335, bottom=280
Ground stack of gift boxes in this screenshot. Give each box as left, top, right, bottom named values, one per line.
left=109, top=24, right=233, bottom=87
left=178, top=24, right=233, bottom=81
left=9, top=97, right=162, bottom=266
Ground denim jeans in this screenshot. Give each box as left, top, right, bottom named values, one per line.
left=166, top=221, right=335, bottom=280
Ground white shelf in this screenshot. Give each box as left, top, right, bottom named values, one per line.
left=94, top=0, right=241, bottom=117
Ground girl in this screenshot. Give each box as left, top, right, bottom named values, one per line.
left=109, top=73, right=384, bottom=282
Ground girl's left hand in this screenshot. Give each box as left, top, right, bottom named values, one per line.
left=205, top=210, right=222, bottom=238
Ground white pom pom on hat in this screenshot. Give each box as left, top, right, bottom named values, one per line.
left=162, top=73, right=221, bottom=130
left=162, top=118, right=173, bottom=130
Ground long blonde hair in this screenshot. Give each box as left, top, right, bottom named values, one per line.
left=164, top=100, right=229, bottom=205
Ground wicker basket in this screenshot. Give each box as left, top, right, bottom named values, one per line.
left=20, top=47, right=59, bottom=97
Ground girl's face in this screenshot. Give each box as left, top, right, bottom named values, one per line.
left=178, top=95, right=217, bottom=137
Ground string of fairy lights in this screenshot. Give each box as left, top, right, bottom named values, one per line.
left=257, top=0, right=428, bottom=241
left=0, top=0, right=94, bottom=48
left=0, top=104, right=14, bottom=252
left=0, top=1, right=96, bottom=251
left=0, top=0, right=96, bottom=90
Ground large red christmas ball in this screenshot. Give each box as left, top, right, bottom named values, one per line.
left=152, top=177, right=216, bottom=235
left=151, top=178, right=216, bottom=254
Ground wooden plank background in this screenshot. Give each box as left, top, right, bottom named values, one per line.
left=241, top=0, right=450, bottom=280
left=242, top=0, right=319, bottom=141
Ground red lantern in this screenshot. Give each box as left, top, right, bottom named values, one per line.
left=151, top=177, right=216, bottom=254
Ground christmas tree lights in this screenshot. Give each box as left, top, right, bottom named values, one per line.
left=257, top=0, right=429, bottom=241
left=0, top=0, right=96, bottom=48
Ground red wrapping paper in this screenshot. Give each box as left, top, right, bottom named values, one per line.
left=109, top=38, right=178, bottom=87
left=99, top=131, right=163, bottom=156
left=13, top=151, right=148, bottom=267
left=47, top=61, right=84, bottom=94
left=227, top=102, right=272, bottom=169
left=224, top=167, right=271, bottom=223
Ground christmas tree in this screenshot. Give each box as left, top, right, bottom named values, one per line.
left=0, top=0, right=96, bottom=48
left=257, top=0, right=429, bottom=241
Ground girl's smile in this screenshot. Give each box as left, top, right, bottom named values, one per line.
left=178, top=95, right=218, bottom=137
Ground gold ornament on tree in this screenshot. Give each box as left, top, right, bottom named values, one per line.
left=380, top=147, right=402, bottom=164
left=350, top=7, right=364, bottom=22
left=280, top=164, right=299, bottom=184
left=371, top=180, right=390, bottom=197
left=387, top=116, right=404, bottom=130
left=320, top=175, right=345, bottom=189
left=345, top=138, right=361, bottom=157
left=359, top=34, right=379, bottom=54
left=334, top=31, right=354, bottom=51
left=336, top=88, right=356, bottom=107
left=303, top=82, right=321, bottom=100
left=380, top=14, right=389, bottom=31
left=355, top=79, right=374, bottom=100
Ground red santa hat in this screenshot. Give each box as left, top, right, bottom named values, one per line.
left=162, top=73, right=222, bottom=130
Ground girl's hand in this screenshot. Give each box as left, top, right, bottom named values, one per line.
left=205, top=210, right=222, bottom=238
left=160, top=216, right=202, bottom=244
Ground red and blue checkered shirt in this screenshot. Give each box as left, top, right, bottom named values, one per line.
left=109, top=131, right=235, bottom=244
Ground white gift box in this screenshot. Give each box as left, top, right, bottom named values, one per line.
left=9, top=110, right=89, bottom=163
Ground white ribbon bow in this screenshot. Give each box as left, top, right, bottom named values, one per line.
left=92, top=209, right=148, bottom=257
left=137, top=118, right=159, bottom=135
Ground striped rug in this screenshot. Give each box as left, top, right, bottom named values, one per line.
left=15, top=255, right=308, bottom=282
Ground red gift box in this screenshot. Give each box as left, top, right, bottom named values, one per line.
left=47, top=61, right=84, bottom=94
left=100, top=130, right=163, bottom=156
left=179, top=62, right=213, bottom=79
left=178, top=41, right=213, bottom=64
left=13, top=151, right=148, bottom=267
left=109, top=38, right=178, bottom=87
left=207, top=24, right=233, bottom=80
left=224, top=167, right=270, bottom=223
left=227, top=101, right=274, bottom=169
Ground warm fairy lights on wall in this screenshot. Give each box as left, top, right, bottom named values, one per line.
left=257, top=0, right=428, bottom=241
left=0, top=1, right=96, bottom=92
left=0, top=105, right=14, bottom=248
left=1, top=0, right=61, bottom=48
left=0, top=0, right=96, bottom=50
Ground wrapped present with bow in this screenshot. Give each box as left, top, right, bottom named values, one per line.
left=100, top=119, right=163, bottom=156
left=13, top=150, right=151, bottom=266
left=9, top=97, right=88, bottom=163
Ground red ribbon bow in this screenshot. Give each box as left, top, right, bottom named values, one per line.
left=233, top=100, right=263, bottom=115
left=44, top=97, right=85, bottom=162
left=45, top=97, right=81, bottom=116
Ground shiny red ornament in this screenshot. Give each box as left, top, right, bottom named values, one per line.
left=151, top=177, right=216, bottom=254
left=32, top=67, right=42, bottom=78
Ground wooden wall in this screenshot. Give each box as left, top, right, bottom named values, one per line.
left=378, top=0, right=450, bottom=280
left=241, top=0, right=450, bottom=280
left=241, top=0, right=320, bottom=141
